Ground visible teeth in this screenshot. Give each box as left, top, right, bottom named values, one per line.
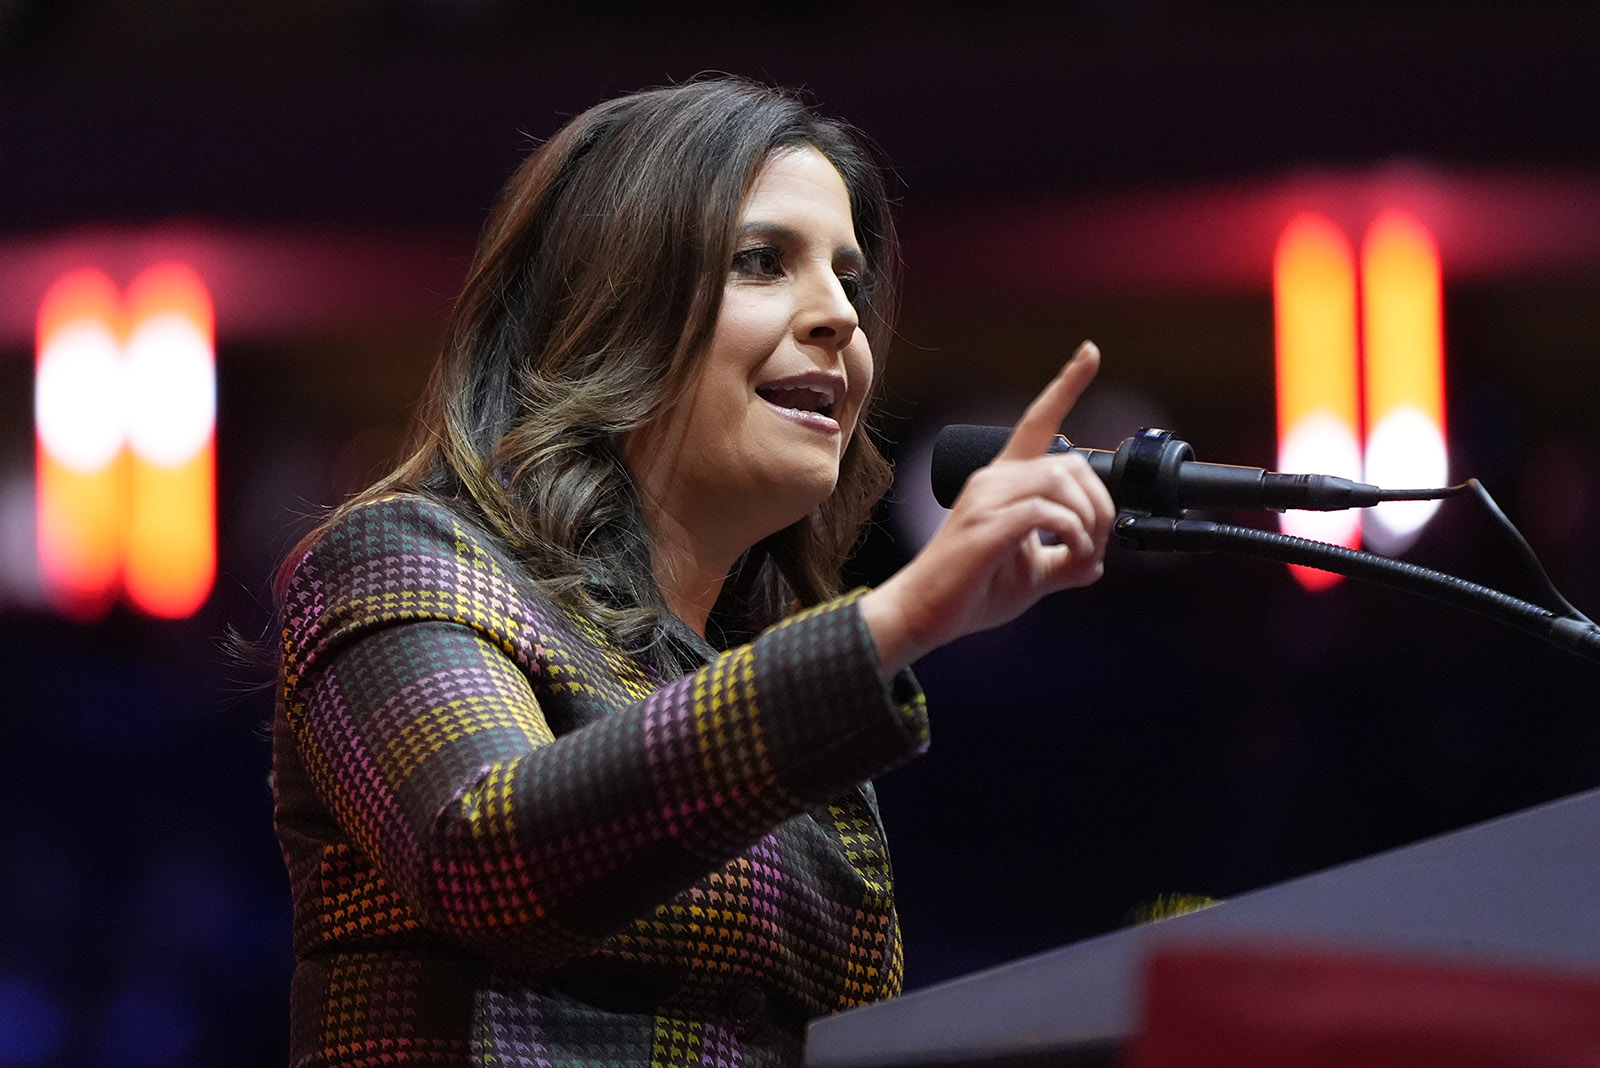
left=759, top=385, right=834, bottom=413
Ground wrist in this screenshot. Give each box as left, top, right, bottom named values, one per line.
left=859, top=580, right=928, bottom=675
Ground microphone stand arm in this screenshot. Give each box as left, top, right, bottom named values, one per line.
left=1113, top=514, right=1600, bottom=666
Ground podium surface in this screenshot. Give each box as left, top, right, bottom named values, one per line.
left=805, top=786, right=1600, bottom=1068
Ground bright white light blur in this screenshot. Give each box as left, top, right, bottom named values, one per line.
left=124, top=313, right=216, bottom=465
left=1278, top=412, right=1363, bottom=547
left=35, top=322, right=126, bottom=471
left=1362, top=405, right=1447, bottom=554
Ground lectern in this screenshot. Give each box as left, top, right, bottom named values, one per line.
left=805, top=787, right=1600, bottom=1068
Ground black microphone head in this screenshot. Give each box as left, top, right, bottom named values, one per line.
left=930, top=424, right=1013, bottom=508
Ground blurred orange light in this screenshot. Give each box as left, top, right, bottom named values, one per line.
left=1273, top=214, right=1362, bottom=591
left=35, top=269, right=125, bottom=620
left=33, top=263, right=216, bottom=621
left=36, top=451, right=125, bottom=621
left=124, top=443, right=215, bottom=619
left=1360, top=211, right=1447, bottom=554
left=122, top=263, right=217, bottom=619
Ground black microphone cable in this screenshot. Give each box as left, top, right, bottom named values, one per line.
left=930, top=423, right=1599, bottom=661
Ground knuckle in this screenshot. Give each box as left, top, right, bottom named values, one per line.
left=1061, top=452, right=1093, bottom=476
left=1047, top=462, right=1079, bottom=496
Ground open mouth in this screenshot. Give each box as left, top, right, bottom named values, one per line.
left=755, top=383, right=838, bottom=419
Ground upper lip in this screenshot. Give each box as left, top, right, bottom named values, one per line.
left=755, top=371, right=845, bottom=414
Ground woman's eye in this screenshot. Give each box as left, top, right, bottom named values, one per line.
left=732, top=245, right=784, bottom=278
left=839, top=272, right=875, bottom=309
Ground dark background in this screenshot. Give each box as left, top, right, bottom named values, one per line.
left=3, top=2, right=1599, bottom=1063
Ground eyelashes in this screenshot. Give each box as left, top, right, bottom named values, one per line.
left=731, top=244, right=785, bottom=280
left=730, top=244, right=874, bottom=309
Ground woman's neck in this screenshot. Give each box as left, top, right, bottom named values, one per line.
left=641, top=505, right=743, bottom=638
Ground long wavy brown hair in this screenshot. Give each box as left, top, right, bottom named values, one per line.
left=288, top=78, right=901, bottom=670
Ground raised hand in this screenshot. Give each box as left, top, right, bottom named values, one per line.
left=859, top=341, right=1117, bottom=673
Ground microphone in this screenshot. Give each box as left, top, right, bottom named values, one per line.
left=931, top=424, right=1389, bottom=515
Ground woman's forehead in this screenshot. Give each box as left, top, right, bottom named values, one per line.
left=739, top=147, right=859, bottom=247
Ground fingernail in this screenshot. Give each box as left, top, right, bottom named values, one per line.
left=1072, top=340, right=1100, bottom=363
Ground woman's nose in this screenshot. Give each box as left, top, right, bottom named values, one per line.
left=796, top=268, right=859, bottom=348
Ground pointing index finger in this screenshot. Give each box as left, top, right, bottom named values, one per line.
left=998, top=341, right=1102, bottom=461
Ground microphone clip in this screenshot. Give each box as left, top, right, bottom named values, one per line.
left=1105, top=428, right=1195, bottom=518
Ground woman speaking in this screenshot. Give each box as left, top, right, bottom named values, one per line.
left=272, top=77, right=1113, bottom=1067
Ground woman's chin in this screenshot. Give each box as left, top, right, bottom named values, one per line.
left=751, top=469, right=841, bottom=536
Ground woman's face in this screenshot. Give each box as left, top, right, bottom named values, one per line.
left=627, top=146, right=874, bottom=552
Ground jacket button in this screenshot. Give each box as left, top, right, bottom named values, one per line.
left=728, top=985, right=766, bottom=1024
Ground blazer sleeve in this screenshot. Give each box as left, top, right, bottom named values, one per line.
left=278, top=494, right=929, bottom=969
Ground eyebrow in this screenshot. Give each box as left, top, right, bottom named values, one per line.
left=737, top=221, right=867, bottom=271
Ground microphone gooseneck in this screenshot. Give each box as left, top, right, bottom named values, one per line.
left=927, top=423, right=1600, bottom=667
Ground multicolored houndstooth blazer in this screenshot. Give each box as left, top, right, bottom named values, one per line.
left=272, top=494, right=930, bottom=1067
